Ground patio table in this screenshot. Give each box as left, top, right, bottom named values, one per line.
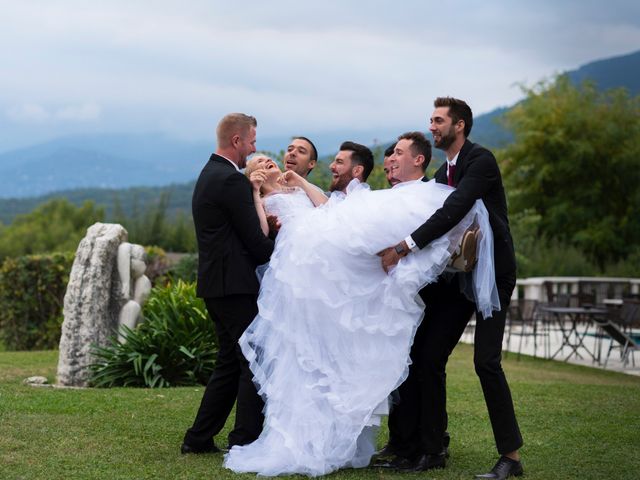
left=539, top=306, right=609, bottom=363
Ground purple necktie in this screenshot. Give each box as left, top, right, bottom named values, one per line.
left=448, top=164, right=456, bottom=186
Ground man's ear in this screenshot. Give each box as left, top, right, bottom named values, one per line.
left=352, top=164, right=364, bottom=180
left=232, top=134, right=241, bottom=148
left=308, top=159, right=317, bottom=171
left=414, top=154, right=425, bottom=168
left=456, top=120, right=465, bottom=134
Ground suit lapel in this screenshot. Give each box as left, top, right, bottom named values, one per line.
left=453, top=140, right=474, bottom=185
left=434, top=162, right=447, bottom=184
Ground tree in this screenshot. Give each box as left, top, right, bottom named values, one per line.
left=0, top=199, right=104, bottom=260
left=499, top=75, right=640, bottom=265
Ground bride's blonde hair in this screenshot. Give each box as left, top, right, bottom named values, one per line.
left=245, top=154, right=272, bottom=178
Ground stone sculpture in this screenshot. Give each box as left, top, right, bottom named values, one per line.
left=57, top=223, right=151, bottom=387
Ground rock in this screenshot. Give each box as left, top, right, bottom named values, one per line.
left=23, top=376, right=49, bottom=385
left=57, top=223, right=128, bottom=387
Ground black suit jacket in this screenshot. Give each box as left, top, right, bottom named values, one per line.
left=192, top=154, right=274, bottom=298
left=412, top=140, right=516, bottom=279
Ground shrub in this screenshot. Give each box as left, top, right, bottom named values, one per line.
left=89, top=280, right=216, bottom=388
left=167, top=253, right=198, bottom=283
left=143, top=245, right=171, bottom=284
left=0, top=252, right=74, bottom=350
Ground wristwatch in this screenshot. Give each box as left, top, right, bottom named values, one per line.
left=394, top=243, right=408, bottom=257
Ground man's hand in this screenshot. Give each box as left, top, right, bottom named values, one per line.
left=379, top=247, right=400, bottom=274
left=267, top=214, right=281, bottom=237
left=377, top=240, right=410, bottom=274
left=279, top=169, right=304, bottom=188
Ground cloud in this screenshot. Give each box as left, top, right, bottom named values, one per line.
left=0, top=0, right=638, bottom=148
left=56, top=103, right=101, bottom=121
left=6, top=104, right=50, bottom=123
left=6, top=102, right=101, bottom=124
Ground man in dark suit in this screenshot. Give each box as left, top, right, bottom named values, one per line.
left=182, top=113, right=274, bottom=454
left=379, top=98, right=523, bottom=479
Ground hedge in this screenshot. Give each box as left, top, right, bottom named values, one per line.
left=0, top=252, right=74, bottom=350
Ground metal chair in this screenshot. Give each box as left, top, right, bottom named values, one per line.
left=505, top=299, right=543, bottom=359
left=598, top=299, right=640, bottom=368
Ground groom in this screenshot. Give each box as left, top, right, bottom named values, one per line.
left=182, top=113, right=274, bottom=454
left=380, top=97, right=523, bottom=479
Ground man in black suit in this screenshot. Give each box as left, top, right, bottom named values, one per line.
left=379, top=97, right=523, bottom=479
left=182, top=113, right=274, bottom=454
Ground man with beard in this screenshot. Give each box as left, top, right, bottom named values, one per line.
left=328, top=141, right=374, bottom=193
left=379, top=97, right=523, bottom=479
left=283, top=136, right=318, bottom=178
left=183, top=113, right=274, bottom=455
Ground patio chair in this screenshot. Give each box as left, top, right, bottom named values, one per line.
left=505, top=299, right=542, bottom=359
left=597, top=300, right=640, bottom=368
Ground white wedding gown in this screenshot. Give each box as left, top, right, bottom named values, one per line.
left=224, top=179, right=499, bottom=477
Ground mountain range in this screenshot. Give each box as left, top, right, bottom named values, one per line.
left=1, top=49, right=638, bottom=219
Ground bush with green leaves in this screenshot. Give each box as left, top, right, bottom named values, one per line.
left=143, top=245, right=171, bottom=284
left=0, top=252, right=74, bottom=350
left=167, top=253, right=198, bottom=283
left=89, top=280, right=216, bottom=388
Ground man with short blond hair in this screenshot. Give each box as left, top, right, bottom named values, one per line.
left=183, top=113, right=274, bottom=455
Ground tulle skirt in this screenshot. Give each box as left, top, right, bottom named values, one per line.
left=224, top=180, right=498, bottom=476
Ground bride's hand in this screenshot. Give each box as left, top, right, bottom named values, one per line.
left=249, top=169, right=268, bottom=192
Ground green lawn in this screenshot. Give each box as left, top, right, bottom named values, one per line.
left=1, top=345, right=639, bottom=479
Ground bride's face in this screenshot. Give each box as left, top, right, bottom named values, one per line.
left=264, top=158, right=282, bottom=180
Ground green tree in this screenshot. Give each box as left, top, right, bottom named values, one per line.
left=0, top=199, right=104, bottom=261
left=499, top=75, right=640, bottom=266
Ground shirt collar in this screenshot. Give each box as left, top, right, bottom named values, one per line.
left=447, top=151, right=460, bottom=167
left=218, top=153, right=240, bottom=172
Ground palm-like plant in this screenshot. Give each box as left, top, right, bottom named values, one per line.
left=89, top=280, right=217, bottom=388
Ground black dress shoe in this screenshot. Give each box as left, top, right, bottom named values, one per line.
left=475, top=456, right=523, bottom=479
left=373, top=443, right=397, bottom=459
left=180, top=442, right=222, bottom=454
left=442, top=431, right=451, bottom=458
left=388, top=453, right=446, bottom=472
left=371, top=454, right=414, bottom=469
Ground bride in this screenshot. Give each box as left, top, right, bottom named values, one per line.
left=224, top=154, right=498, bottom=477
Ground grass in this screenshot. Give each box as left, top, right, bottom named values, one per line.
left=1, top=345, right=639, bottom=479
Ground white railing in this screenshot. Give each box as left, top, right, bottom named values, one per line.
left=514, top=277, right=640, bottom=303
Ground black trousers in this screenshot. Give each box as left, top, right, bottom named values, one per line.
left=183, top=295, right=263, bottom=449
left=388, top=274, right=523, bottom=456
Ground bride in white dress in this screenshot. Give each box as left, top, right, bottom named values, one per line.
left=224, top=156, right=499, bottom=477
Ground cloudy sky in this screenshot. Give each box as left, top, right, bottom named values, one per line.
left=1, top=0, right=639, bottom=152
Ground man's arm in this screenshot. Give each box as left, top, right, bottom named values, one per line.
left=380, top=148, right=499, bottom=273
left=411, top=149, right=499, bottom=248
left=281, top=170, right=328, bottom=207
left=223, top=173, right=274, bottom=264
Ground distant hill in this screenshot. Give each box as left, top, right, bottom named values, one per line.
left=0, top=133, right=211, bottom=199
left=0, top=129, right=405, bottom=199
left=567, top=49, right=640, bottom=95
left=0, top=181, right=196, bottom=225
left=467, top=49, right=640, bottom=149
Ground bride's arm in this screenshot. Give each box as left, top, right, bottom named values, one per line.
left=248, top=170, right=270, bottom=236
left=281, top=170, right=328, bottom=206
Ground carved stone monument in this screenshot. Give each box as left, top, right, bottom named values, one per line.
left=57, top=223, right=151, bottom=387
